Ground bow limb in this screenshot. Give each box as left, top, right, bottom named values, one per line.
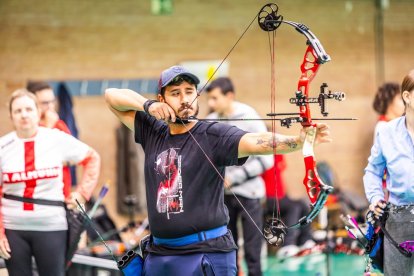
left=286, top=126, right=333, bottom=229
left=302, top=126, right=320, bottom=204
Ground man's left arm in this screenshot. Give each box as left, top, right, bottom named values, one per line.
left=238, top=132, right=303, bottom=158
left=238, top=124, right=331, bottom=158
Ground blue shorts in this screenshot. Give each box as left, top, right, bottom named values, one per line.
left=143, top=250, right=237, bottom=276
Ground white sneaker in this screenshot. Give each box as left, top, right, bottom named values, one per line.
left=299, top=239, right=316, bottom=250
left=276, top=244, right=299, bottom=259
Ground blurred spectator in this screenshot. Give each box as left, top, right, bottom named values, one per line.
left=364, top=70, right=414, bottom=275
left=27, top=81, right=73, bottom=198
left=0, top=89, right=100, bottom=275
left=206, top=77, right=273, bottom=276
left=372, top=82, right=404, bottom=200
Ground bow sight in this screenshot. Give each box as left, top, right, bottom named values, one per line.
left=268, top=83, right=347, bottom=128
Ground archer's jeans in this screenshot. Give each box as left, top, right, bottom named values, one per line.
left=384, top=205, right=414, bottom=276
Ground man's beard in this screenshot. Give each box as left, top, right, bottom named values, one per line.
left=174, top=104, right=199, bottom=124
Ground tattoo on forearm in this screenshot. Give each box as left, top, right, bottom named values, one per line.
left=256, top=138, right=276, bottom=149
left=284, top=138, right=298, bottom=149
left=256, top=136, right=298, bottom=150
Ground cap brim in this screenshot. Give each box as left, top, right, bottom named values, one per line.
left=162, top=73, right=200, bottom=88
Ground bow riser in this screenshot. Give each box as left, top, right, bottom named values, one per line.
left=302, top=125, right=334, bottom=204
left=298, top=45, right=322, bottom=128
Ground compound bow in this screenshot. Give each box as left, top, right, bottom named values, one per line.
left=180, top=2, right=353, bottom=246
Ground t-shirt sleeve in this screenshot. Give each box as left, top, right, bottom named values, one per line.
left=134, top=111, right=166, bottom=148
left=208, top=123, right=249, bottom=167
left=56, top=130, right=90, bottom=164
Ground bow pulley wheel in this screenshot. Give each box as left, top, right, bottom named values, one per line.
left=258, top=3, right=283, bottom=32
left=264, top=218, right=287, bottom=246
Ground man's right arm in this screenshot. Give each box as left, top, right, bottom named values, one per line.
left=104, top=88, right=176, bottom=130
left=104, top=88, right=148, bottom=131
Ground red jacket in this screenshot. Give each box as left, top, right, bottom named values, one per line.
left=261, top=155, right=286, bottom=200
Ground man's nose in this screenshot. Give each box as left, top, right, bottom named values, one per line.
left=45, top=102, right=54, bottom=110
left=181, top=94, right=191, bottom=105
left=41, top=100, right=55, bottom=110
left=21, top=110, right=28, bottom=118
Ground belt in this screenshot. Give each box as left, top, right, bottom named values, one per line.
left=153, top=225, right=228, bottom=247
left=389, top=203, right=414, bottom=213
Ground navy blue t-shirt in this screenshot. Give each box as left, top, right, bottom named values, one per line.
left=134, top=111, right=248, bottom=239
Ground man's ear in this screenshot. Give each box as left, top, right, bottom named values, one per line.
left=227, top=91, right=235, bottom=101
left=158, top=94, right=164, bottom=102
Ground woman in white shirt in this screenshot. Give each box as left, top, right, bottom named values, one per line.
left=0, top=89, right=100, bottom=276
left=364, top=70, right=414, bottom=276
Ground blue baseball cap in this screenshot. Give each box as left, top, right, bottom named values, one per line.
left=158, top=65, right=200, bottom=92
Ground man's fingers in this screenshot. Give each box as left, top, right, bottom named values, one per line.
left=149, top=103, right=164, bottom=120
left=153, top=111, right=162, bottom=120
left=320, top=129, right=331, bottom=136
left=319, top=130, right=331, bottom=138
left=167, top=106, right=176, bottom=123
left=316, top=123, right=329, bottom=131
left=150, top=103, right=177, bottom=122
left=319, top=137, right=333, bottom=143
left=155, top=107, right=166, bottom=120
left=160, top=106, right=173, bottom=122
left=312, top=123, right=332, bottom=144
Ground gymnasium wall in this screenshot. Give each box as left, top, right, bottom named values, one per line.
left=0, top=0, right=413, bottom=223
